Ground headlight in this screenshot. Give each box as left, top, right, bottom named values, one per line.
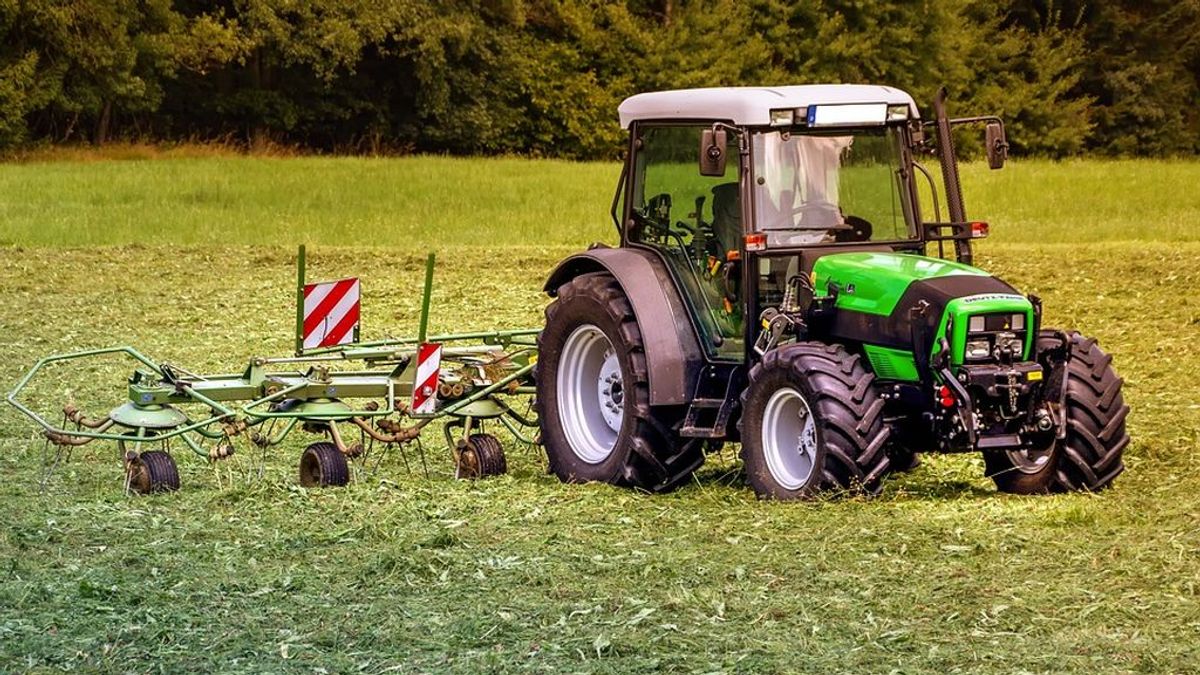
left=965, top=339, right=991, bottom=360
left=968, top=315, right=986, bottom=333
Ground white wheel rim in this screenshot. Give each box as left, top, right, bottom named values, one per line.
left=557, top=324, right=624, bottom=464
left=1006, top=445, right=1053, bottom=474
left=761, top=387, right=818, bottom=490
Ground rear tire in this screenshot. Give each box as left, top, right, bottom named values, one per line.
left=537, top=273, right=702, bottom=492
left=739, top=342, right=892, bottom=499
left=299, top=441, right=350, bottom=487
left=987, top=331, right=1129, bottom=493
left=126, top=450, right=180, bottom=494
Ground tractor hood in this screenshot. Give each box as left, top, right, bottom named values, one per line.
left=812, top=251, right=1003, bottom=316
left=812, top=251, right=1034, bottom=370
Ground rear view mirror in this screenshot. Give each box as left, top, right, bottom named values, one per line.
left=699, top=127, right=728, bottom=177
left=985, top=122, right=1008, bottom=170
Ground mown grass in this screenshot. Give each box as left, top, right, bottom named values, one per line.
left=1, top=156, right=1199, bottom=672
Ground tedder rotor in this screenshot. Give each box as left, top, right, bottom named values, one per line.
left=7, top=248, right=540, bottom=493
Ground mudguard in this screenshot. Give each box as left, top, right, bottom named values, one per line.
left=544, top=247, right=704, bottom=405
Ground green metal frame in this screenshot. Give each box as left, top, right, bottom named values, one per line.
left=6, top=247, right=544, bottom=486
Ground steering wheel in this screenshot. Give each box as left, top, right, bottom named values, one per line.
left=835, top=215, right=873, bottom=242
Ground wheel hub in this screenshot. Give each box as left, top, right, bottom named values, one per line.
left=597, top=349, right=624, bottom=432
left=1006, top=443, right=1053, bottom=474
left=761, top=387, right=819, bottom=490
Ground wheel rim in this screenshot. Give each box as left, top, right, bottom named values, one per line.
left=1006, top=444, right=1053, bottom=474
left=557, top=324, right=623, bottom=464
left=299, top=450, right=322, bottom=486
left=761, top=387, right=819, bottom=490
left=126, top=457, right=151, bottom=493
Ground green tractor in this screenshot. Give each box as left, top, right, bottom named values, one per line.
left=536, top=85, right=1129, bottom=499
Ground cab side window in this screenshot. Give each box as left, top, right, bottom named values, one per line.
left=629, top=125, right=744, bottom=359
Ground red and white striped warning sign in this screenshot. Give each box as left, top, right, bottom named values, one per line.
left=411, top=343, right=442, bottom=414
left=302, top=277, right=361, bottom=349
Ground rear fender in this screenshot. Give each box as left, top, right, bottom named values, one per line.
left=544, top=248, right=704, bottom=405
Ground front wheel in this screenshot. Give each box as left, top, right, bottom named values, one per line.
left=537, top=273, right=702, bottom=491
left=739, top=342, right=892, bottom=500
left=987, top=331, right=1129, bottom=493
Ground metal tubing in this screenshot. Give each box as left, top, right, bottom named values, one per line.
left=45, top=420, right=114, bottom=446
left=498, top=414, right=538, bottom=445
left=349, top=416, right=430, bottom=444
left=295, top=244, right=306, bottom=356
left=418, top=253, right=435, bottom=343
left=932, top=87, right=970, bottom=264
left=239, top=381, right=311, bottom=412
left=7, top=347, right=237, bottom=443
left=299, top=328, right=540, bottom=357
left=179, top=384, right=237, bottom=417
left=179, top=432, right=213, bottom=459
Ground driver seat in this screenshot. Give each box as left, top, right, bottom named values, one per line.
left=710, top=182, right=741, bottom=258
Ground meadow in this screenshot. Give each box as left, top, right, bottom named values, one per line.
left=0, top=154, right=1198, bottom=673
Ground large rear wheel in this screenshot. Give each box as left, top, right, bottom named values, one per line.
left=739, top=342, right=892, bottom=500
left=537, top=273, right=702, bottom=491
left=987, top=331, right=1129, bottom=493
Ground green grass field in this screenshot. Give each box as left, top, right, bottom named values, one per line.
left=1, top=156, right=1198, bottom=673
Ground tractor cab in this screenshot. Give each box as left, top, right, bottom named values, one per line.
left=615, top=85, right=1001, bottom=364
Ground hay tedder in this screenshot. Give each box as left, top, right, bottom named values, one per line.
left=8, top=248, right=540, bottom=493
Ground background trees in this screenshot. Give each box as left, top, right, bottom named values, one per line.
left=0, top=0, right=1196, bottom=157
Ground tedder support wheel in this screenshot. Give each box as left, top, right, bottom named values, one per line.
left=299, top=441, right=350, bottom=488
left=739, top=342, right=892, bottom=500
left=987, top=331, right=1129, bottom=494
left=456, top=433, right=508, bottom=479
left=126, top=450, right=180, bottom=494
left=537, top=272, right=702, bottom=492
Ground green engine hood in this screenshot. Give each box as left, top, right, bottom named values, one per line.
left=812, top=251, right=988, bottom=316
left=811, top=251, right=1034, bottom=374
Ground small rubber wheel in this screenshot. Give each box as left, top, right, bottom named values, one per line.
left=126, top=450, right=180, bottom=494
left=299, top=442, right=350, bottom=487
left=457, top=433, right=508, bottom=479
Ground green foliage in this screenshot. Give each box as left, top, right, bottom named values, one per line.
left=0, top=0, right=1197, bottom=156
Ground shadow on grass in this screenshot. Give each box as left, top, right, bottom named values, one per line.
left=681, top=451, right=1001, bottom=504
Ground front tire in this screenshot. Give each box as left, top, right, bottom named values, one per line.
left=739, top=343, right=892, bottom=500
left=987, top=331, right=1129, bottom=493
left=537, top=273, right=702, bottom=491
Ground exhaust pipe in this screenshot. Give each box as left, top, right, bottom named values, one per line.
left=932, top=87, right=971, bottom=265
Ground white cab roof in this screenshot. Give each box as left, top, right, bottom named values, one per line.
left=618, top=84, right=919, bottom=128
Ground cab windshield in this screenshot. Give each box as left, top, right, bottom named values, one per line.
left=751, top=126, right=913, bottom=247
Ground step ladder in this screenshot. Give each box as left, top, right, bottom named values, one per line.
left=679, top=373, right=738, bottom=438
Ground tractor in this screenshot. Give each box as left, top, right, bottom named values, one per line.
left=536, top=85, right=1129, bottom=499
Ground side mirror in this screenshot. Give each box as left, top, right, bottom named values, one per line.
left=699, top=127, right=728, bottom=177
left=985, top=122, right=1008, bottom=170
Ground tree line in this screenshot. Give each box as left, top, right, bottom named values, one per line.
left=1, top=0, right=1196, bottom=159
